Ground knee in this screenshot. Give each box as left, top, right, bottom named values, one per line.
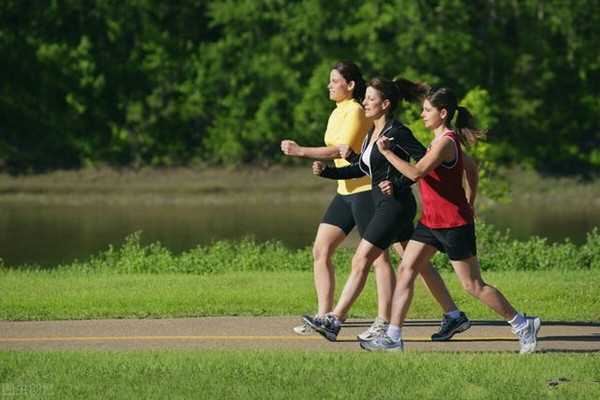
left=350, top=253, right=371, bottom=274
left=312, top=243, right=334, bottom=265
left=395, top=263, right=417, bottom=290
left=461, top=279, right=484, bottom=298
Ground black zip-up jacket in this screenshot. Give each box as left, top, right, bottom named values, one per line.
left=320, top=119, right=426, bottom=194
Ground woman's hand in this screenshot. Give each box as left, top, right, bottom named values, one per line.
left=281, top=140, right=303, bottom=157
left=312, top=161, right=325, bottom=175
left=376, top=136, right=393, bottom=154
left=336, top=144, right=352, bottom=159
left=378, top=180, right=394, bottom=196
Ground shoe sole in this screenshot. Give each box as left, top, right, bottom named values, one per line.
left=357, top=332, right=386, bottom=342
left=359, top=341, right=403, bottom=352
left=302, top=316, right=338, bottom=342
left=430, top=320, right=472, bottom=342
left=519, top=318, right=542, bottom=354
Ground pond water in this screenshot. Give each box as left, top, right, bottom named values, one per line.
left=1, top=198, right=598, bottom=267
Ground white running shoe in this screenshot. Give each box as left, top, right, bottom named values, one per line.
left=357, top=317, right=389, bottom=341
left=513, top=316, right=541, bottom=354
left=360, top=334, right=404, bottom=352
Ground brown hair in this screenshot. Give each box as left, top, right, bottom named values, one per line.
left=368, top=77, right=428, bottom=116
left=333, top=61, right=367, bottom=103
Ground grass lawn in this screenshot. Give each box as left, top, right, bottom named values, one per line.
left=1, top=269, right=598, bottom=321
left=1, top=350, right=599, bottom=399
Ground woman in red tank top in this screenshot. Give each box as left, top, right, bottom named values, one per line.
left=360, top=87, right=541, bottom=354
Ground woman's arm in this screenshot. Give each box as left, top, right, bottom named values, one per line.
left=280, top=140, right=341, bottom=160
left=313, top=161, right=366, bottom=180
left=462, top=153, right=479, bottom=207
left=377, top=135, right=455, bottom=181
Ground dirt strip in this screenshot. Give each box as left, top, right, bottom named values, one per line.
left=1, top=317, right=599, bottom=353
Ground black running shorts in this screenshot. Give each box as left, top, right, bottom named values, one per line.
left=411, top=222, right=477, bottom=261
left=321, top=191, right=374, bottom=237
left=361, top=190, right=417, bottom=250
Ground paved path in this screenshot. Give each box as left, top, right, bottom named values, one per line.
left=1, top=317, right=599, bottom=353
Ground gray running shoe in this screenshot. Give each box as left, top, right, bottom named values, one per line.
left=357, top=317, right=389, bottom=341
left=431, top=312, right=471, bottom=341
left=360, top=334, right=404, bottom=352
left=513, top=316, right=541, bottom=354
left=303, top=314, right=341, bottom=342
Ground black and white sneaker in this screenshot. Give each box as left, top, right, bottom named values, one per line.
left=431, top=312, right=471, bottom=341
left=303, top=314, right=341, bottom=342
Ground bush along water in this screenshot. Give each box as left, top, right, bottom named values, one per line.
left=3, top=223, right=599, bottom=274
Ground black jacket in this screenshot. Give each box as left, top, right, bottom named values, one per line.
left=320, top=119, right=426, bottom=193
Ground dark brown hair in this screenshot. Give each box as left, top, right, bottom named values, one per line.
left=333, top=61, right=367, bottom=103
left=426, top=87, right=486, bottom=146
left=368, top=77, right=428, bottom=116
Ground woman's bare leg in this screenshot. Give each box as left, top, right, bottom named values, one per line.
left=451, top=256, right=517, bottom=320
left=372, top=250, right=395, bottom=320
left=389, top=241, right=439, bottom=327
left=312, top=223, right=347, bottom=317
left=332, top=239, right=383, bottom=319
left=391, top=242, right=457, bottom=313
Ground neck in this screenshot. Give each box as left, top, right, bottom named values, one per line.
left=336, top=97, right=352, bottom=105
left=433, top=123, right=449, bottom=138
left=373, top=114, right=388, bottom=132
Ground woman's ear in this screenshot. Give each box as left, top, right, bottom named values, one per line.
left=347, top=80, right=355, bottom=92
left=382, top=99, right=391, bottom=112
left=440, top=108, right=448, bottom=121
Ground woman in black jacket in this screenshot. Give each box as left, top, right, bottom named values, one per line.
left=304, top=78, right=472, bottom=342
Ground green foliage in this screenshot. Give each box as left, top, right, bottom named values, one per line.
left=1, top=0, right=598, bottom=176
left=6, top=223, right=591, bottom=275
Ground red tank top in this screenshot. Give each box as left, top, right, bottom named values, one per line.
left=419, top=131, right=474, bottom=228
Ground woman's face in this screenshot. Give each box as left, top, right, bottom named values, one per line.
left=328, top=69, right=354, bottom=102
left=362, top=86, right=389, bottom=119
left=421, top=99, right=445, bottom=130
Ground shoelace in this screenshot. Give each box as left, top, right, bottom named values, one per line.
left=369, top=321, right=387, bottom=334
left=438, top=316, right=451, bottom=330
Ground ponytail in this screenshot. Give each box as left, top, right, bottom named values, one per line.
left=427, top=87, right=487, bottom=147
left=369, top=77, right=428, bottom=116
left=393, top=78, right=429, bottom=104
left=454, top=106, right=487, bottom=146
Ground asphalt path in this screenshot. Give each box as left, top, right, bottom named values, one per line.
left=1, top=317, right=599, bottom=353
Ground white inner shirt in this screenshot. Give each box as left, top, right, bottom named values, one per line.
left=361, top=140, right=374, bottom=175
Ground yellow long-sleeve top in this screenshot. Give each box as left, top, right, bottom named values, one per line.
left=324, top=98, right=372, bottom=195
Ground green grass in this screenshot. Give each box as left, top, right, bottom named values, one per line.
left=1, top=269, right=598, bottom=321
left=1, top=350, right=599, bottom=399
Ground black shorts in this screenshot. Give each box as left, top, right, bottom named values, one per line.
left=362, top=190, right=416, bottom=250
left=411, top=222, right=477, bottom=261
left=321, top=191, right=374, bottom=236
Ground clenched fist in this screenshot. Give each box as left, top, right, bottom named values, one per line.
left=378, top=180, right=393, bottom=196
left=312, top=161, right=325, bottom=175
left=281, top=140, right=302, bottom=156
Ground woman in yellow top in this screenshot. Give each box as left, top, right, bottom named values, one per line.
left=282, top=61, right=394, bottom=338
left=281, top=61, right=469, bottom=341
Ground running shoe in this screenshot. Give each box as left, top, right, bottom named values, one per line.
left=293, top=317, right=319, bottom=336
left=513, top=316, right=541, bottom=354
left=431, top=312, right=471, bottom=341
left=303, top=314, right=341, bottom=342
left=357, top=317, right=389, bottom=341
left=360, top=334, right=404, bottom=352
